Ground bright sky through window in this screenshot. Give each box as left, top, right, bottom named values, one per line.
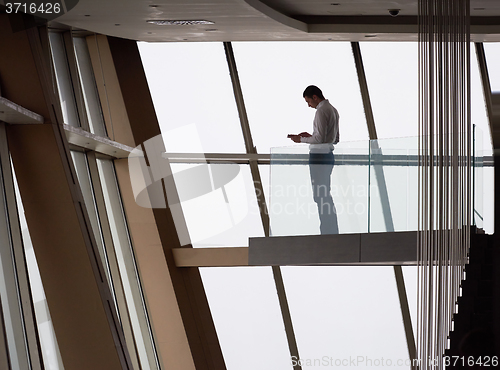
left=138, top=40, right=494, bottom=369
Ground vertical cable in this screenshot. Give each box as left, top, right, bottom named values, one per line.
left=418, top=0, right=470, bottom=368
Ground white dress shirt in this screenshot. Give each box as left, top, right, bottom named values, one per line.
left=300, top=99, right=340, bottom=150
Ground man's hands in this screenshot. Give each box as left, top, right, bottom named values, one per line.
left=288, top=132, right=312, bottom=143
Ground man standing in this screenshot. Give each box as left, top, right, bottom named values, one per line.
left=289, top=85, right=339, bottom=234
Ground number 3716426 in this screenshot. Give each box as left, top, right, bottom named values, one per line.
left=5, top=3, right=61, bottom=14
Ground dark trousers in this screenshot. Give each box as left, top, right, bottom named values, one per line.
left=309, top=151, right=339, bottom=234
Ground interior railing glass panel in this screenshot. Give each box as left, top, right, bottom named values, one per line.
left=270, top=127, right=484, bottom=236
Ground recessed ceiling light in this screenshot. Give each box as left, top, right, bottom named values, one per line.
left=147, top=20, right=215, bottom=26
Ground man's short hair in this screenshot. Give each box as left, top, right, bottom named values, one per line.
left=303, top=85, right=325, bottom=99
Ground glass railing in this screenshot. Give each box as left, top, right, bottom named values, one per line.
left=269, top=127, right=483, bottom=237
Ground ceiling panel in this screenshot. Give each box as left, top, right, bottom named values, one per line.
left=49, top=0, right=500, bottom=42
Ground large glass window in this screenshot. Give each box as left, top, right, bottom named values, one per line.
left=200, top=267, right=291, bottom=370
left=48, top=32, right=80, bottom=128
left=282, top=266, right=410, bottom=370
left=73, top=37, right=108, bottom=137
left=97, top=158, right=159, bottom=370
left=484, top=43, right=500, bottom=92
left=70, top=151, right=117, bottom=301
left=48, top=30, right=160, bottom=369
left=471, top=45, right=494, bottom=234
left=360, top=42, right=418, bottom=139
left=232, top=42, right=369, bottom=153
left=138, top=42, right=246, bottom=154
left=137, top=41, right=421, bottom=370
left=472, top=44, right=493, bottom=155
left=69, top=152, right=159, bottom=370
